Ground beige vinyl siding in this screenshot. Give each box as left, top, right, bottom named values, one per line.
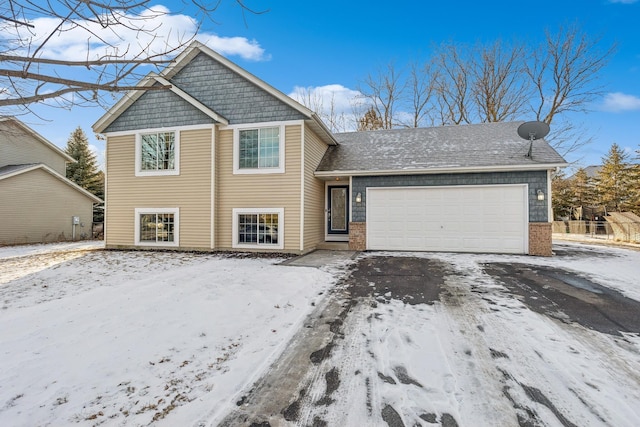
left=0, top=120, right=68, bottom=175
left=303, top=128, right=329, bottom=252
left=105, top=128, right=212, bottom=249
left=0, top=169, right=94, bottom=244
left=216, top=124, right=302, bottom=252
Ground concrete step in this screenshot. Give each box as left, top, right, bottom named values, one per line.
left=316, top=241, right=350, bottom=250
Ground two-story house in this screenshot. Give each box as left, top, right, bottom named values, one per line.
left=0, top=117, right=103, bottom=245
left=93, top=41, right=566, bottom=256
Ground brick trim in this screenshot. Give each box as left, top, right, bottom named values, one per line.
left=529, top=222, right=552, bottom=256
left=349, top=222, right=366, bottom=251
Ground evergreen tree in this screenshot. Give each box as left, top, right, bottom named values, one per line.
left=595, top=143, right=634, bottom=212
left=551, top=170, right=573, bottom=220
left=65, top=127, right=104, bottom=221
left=570, top=168, right=596, bottom=213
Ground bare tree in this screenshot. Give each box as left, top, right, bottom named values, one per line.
left=357, top=106, right=383, bottom=131
left=291, top=85, right=357, bottom=132
left=401, top=59, right=438, bottom=128
left=432, top=42, right=471, bottom=125
left=526, top=24, right=615, bottom=125
left=471, top=40, right=529, bottom=123
left=357, top=61, right=405, bottom=129
left=0, top=1, right=263, bottom=112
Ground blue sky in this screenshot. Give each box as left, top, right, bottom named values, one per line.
left=12, top=0, right=640, bottom=170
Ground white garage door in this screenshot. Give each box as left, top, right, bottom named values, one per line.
left=367, top=185, right=528, bottom=254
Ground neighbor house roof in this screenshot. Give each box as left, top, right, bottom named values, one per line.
left=93, top=41, right=337, bottom=146
left=315, top=122, right=567, bottom=176
left=0, top=116, right=76, bottom=163
left=0, top=163, right=103, bottom=203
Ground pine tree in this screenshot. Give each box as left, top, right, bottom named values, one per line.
left=595, top=143, right=634, bottom=212
left=65, top=127, right=104, bottom=221
left=551, top=170, right=573, bottom=220
left=570, top=168, right=596, bottom=213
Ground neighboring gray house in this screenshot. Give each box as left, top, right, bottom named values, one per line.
left=93, top=41, right=566, bottom=256
left=0, top=117, right=102, bottom=245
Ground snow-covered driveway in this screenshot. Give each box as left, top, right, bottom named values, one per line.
left=222, top=243, right=640, bottom=427
left=0, top=243, right=341, bottom=426
left=1, top=242, right=639, bottom=427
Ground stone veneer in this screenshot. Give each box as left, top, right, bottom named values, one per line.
left=529, top=222, right=553, bottom=256
left=349, top=222, right=366, bottom=251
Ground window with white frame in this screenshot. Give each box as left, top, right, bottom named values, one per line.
left=234, top=125, right=284, bottom=174
left=135, top=208, right=179, bottom=246
left=136, top=131, right=179, bottom=176
left=232, top=208, right=284, bottom=249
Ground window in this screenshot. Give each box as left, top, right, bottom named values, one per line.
left=234, top=125, right=284, bottom=174
left=232, top=208, right=284, bottom=249
left=136, top=131, right=179, bottom=176
left=135, top=208, right=179, bottom=246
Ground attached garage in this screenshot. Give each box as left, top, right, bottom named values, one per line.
left=366, top=185, right=528, bottom=254
left=315, top=122, right=568, bottom=256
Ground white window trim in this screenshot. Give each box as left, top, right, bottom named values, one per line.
left=232, top=124, right=285, bottom=175
left=134, top=207, right=180, bottom=247
left=135, top=129, right=180, bottom=177
left=232, top=207, right=284, bottom=250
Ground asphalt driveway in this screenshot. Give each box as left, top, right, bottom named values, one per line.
left=220, top=243, right=640, bottom=427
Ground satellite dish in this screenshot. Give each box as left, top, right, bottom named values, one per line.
left=517, top=121, right=550, bottom=158
left=517, top=121, right=550, bottom=141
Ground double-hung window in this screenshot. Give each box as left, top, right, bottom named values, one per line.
left=234, top=125, right=284, bottom=174
left=135, top=208, right=179, bottom=247
left=136, top=131, right=179, bottom=176
left=232, top=208, right=284, bottom=249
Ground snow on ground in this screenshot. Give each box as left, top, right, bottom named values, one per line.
left=0, top=241, right=639, bottom=426
left=292, top=242, right=640, bottom=426
left=0, top=244, right=339, bottom=426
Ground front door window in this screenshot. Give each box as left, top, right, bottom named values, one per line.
left=328, top=186, right=349, bottom=235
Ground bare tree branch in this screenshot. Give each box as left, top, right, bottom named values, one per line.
left=0, top=0, right=262, bottom=113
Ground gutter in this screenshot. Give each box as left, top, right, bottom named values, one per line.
left=314, top=163, right=569, bottom=178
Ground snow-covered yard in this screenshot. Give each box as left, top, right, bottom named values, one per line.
left=1, top=241, right=639, bottom=426
left=0, top=243, right=341, bottom=426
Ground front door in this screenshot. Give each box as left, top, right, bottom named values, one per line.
left=327, top=186, right=349, bottom=236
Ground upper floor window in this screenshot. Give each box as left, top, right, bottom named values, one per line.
left=136, top=130, right=180, bottom=176
left=234, top=125, right=284, bottom=174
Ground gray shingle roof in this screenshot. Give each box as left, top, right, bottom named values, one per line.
left=0, top=163, right=40, bottom=178
left=316, top=122, right=567, bottom=174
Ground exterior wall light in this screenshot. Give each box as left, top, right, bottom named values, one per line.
left=355, top=192, right=362, bottom=203
left=537, top=189, right=545, bottom=201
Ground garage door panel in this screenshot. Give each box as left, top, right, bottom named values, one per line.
left=367, top=185, right=527, bottom=254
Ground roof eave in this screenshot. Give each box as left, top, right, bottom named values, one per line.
left=315, top=162, right=569, bottom=177
left=92, top=75, right=156, bottom=133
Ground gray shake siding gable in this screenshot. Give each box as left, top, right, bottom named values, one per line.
left=171, top=53, right=306, bottom=124
left=351, top=171, right=549, bottom=223
left=104, top=52, right=307, bottom=133
left=104, top=86, right=214, bottom=133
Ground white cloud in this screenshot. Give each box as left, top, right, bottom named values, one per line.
left=601, top=92, right=640, bottom=112
left=289, top=84, right=364, bottom=132
left=4, top=4, right=268, bottom=62
left=289, top=84, right=362, bottom=113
